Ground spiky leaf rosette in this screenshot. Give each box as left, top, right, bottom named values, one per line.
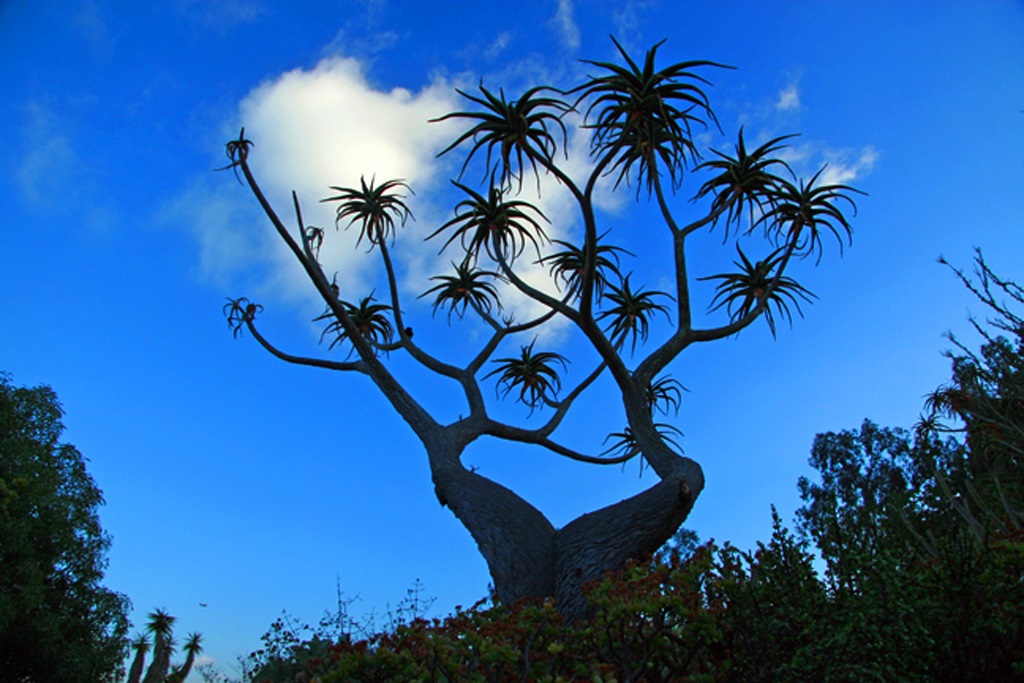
left=602, top=422, right=684, bottom=462
left=485, top=341, right=568, bottom=411
left=223, top=298, right=263, bottom=338
left=597, top=275, right=672, bottom=353
left=537, top=235, right=630, bottom=301
left=420, top=260, right=504, bottom=320
left=645, top=375, right=686, bottom=416
left=573, top=37, right=726, bottom=193
left=433, top=85, right=571, bottom=192
left=315, top=295, right=394, bottom=353
left=321, top=176, right=413, bottom=250
left=428, top=182, right=549, bottom=265
left=759, top=168, right=863, bottom=263
left=700, top=245, right=816, bottom=337
left=695, top=129, right=796, bottom=235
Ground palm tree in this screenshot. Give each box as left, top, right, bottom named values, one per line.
left=141, top=609, right=176, bottom=683
left=126, top=632, right=150, bottom=683
left=166, top=632, right=203, bottom=683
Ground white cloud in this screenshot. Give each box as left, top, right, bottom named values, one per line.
left=187, top=52, right=635, bottom=344
left=552, top=0, right=581, bottom=51
left=211, top=56, right=461, bottom=302
left=773, top=138, right=877, bottom=188
left=820, top=146, right=879, bottom=186
left=775, top=83, right=800, bottom=112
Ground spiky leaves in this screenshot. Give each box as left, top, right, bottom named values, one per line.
left=219, top=128, right=254, bottom=181
left=597, top=275, right=672, bottom=353
left=538, top=236, right=630, bottom=301
left=701, top=245, right=816, bottom=337
left=575, top=37, right=726, bottom=193
left=603, top=375, right=685, bottom=461
left=760, top=169, right=863, bottom=263
left=485, top=341, right=568, bottom=411
left=428, top=182, right=549, bottom=265
left=695, top=129, right=796, bottom=234
left=315, top=296, right=395, bottom=353
left=166, top=633, right=203, bottom=683
left=420, top=260, right=503, bottom=321
left=223, top=298, right=263, bottom=338
left=645, top=375, right=686, bottom=416
left=322, top=177, right=413, bottom=250
left=433, top=85, right=571, bottom=193
left=126, top=633, right=150, bottom=683
left=141, top=609, right=176, bottom=683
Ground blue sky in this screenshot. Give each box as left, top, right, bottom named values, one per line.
left=2, top=0, right=1023, bottom=678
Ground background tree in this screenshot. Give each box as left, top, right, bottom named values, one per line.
left=128, top=609, right=204, bottom=683
left=0, top=374, right=130, bottom=682
left=792, top=251, right=1024, bottom=681
left=222, top=39, right=860, bottom=618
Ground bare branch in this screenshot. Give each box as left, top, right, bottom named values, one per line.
left=245, top=318, right=367, bottom=374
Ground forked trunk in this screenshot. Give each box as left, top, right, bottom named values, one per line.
left=428, top=431, right=701, bottom=620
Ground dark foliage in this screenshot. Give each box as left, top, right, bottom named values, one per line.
left=236, top=255, right=1024, bottom=683
left=0, top=375, right=130, bottom=682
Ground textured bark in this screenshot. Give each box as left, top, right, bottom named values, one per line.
left=553, top=475, right=696, bottom=620
left=428, top=432, right=701, bottom=618
left=434, top=465, right=556, bottom=601
left=127, top=645, right=147, bottom=683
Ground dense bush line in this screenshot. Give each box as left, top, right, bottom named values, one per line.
left=239, top=253, right=1024, bottom=682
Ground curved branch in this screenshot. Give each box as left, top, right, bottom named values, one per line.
left=235, top=147, right=442, bottom=442
left=539, top=360, right=608, bottom=435
left=245, top=319, right=366, bottom=373
left=376, top=240, right=464, bottom=379
left=482, top=420, right=638, bottom=465
left=494, top=255, right=580, bottom=323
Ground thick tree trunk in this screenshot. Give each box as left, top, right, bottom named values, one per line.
left=428, top=430, right=702, bottom=619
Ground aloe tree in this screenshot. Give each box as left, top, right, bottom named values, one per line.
left=222, top=38, right=861, bottom=618
left=141, top=609, right=175, bottom=683
left=166, top=633, right=203, bottom=683
left=126, top=633, right=149, bottom=683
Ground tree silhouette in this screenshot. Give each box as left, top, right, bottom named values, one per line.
left=222, top=38, right=860, bottom=618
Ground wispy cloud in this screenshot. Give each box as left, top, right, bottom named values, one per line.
left=15, top=101, right=119, bottom=234
left=611, top=0, right=652, bottom=47
left=775, top=141, right=878, bottom=187
left=820, top=146, right=879, bottom=186
left=73, top=0, right=115, bottom=54
left=16, top=103, right=77, bottom=207
left=775, top=83, right=800, bottom=112
left=552, top=0, right=581, bottom=52
left=485, top=32, right=513, bottom=60
left=177, top=0, right=265, bottom=28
